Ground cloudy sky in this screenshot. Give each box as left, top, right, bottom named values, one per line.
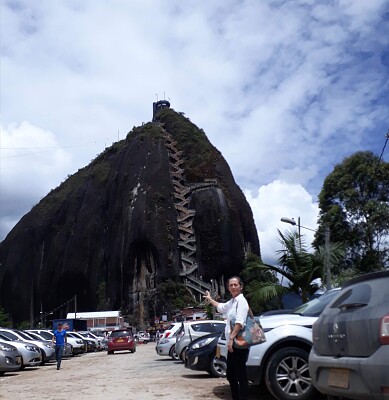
left=1, top=0, right=388, bottom=264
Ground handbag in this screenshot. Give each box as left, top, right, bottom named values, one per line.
left=231, top=308, right=266, bottom=349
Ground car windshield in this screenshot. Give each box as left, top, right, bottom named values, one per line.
left=35, top=331, right=52, bottom=340
left=111, top=331, right=132, bottom=338
left=0, top=330, right=18, bottom=340
left=15, top=330, right=35, bottom=340
left=26, top=332, right=43, bottom=340
left=293, top=289, right=340, bottom=317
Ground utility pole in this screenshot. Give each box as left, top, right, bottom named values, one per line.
left=74, top=295, right=77, bottom=319
left=40, top=303, right=43, bottom=327
left=324, top=226, right=331, bottom=290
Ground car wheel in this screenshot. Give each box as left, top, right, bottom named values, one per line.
left=179, top=347, right=188, bottom=362
left=40, top=350, right=46, bottom=366
left=209, top=355, right=227, bottom=378
left=130, top=348, right=136, bottom=353
left=169, top=345, right=179, bottom=360
left=265, top=347, right=318, bottom=400
left=107, top=350, right=114, bottom=355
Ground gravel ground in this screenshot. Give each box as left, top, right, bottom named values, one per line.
left=0, top=343, right=276, bottom=400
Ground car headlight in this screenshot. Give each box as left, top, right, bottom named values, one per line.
left=76, top=340, right=83, bottom=344
left=44, top=344, right=53, bottom=349
left=158, top=339, right=170, bottom=345
left=25, top=345, right=38, bottom=351
left=192, top=337, right=216, bottom=349
left=0, top=343, right=15, bottom=351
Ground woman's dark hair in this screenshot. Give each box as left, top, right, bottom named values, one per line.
left=228, top=276, right=243, bottom=286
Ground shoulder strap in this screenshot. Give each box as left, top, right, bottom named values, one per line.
left=236, top=299, right=254, bottom=318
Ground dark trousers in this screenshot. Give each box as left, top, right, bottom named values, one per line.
left=55, top=345, right=64, bottom=368
left=226, top=347, right=249, bottom=400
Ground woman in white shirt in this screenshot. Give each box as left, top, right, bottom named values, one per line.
left=204, top=276, right=249, bottom=400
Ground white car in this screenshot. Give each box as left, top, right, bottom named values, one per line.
left=155, top=335, right=179, bottom=359
left=158, top=323, right=181, bottom=341
left=77, top=331, right=103, bottom=351
left=216, top=289, right=341, bottom=400
left=175, top=320, right=226, bottom=362
left=27, top=329, right=86, bottom=355
left=0, top=328, right=55, bottom=365
left=26, top=331, right=73, bottom=357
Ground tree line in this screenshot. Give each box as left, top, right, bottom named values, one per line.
left=242, top=151, right=389, bottom=313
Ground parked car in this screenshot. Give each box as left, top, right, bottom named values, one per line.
left=0, top=341, right=21, bottom=375
left=0, top=328, right=55, bottom=365
left=107, top=329, right=136, bottom=354
left=158, top=323, right=181, bottom=341
left=134, top=331, right=150, bottom=344
left=155, top=327, right=180, bottom=360
left=0, top=333, right=41, bottom=369
left=216, top=288, right=341, bottom=400
left=175, top=320, right=226, bottom=362
left=26, top=331, right=72, bottom=357
left=185, top=331, right=225, bottom=377
left=77, top=331, right=103, bottom=351
left=309, top=270, right=389, bottom=400
left=27, top=329, right=85, bottom=355
left=66, top=332, right=95, bottom=352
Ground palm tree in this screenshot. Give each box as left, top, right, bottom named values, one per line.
left=246, top=230, right=344, bottom=305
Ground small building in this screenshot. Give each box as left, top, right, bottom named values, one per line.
left=66, top=311, right=126, bottom=332
left=172, top=307, right=208, bottom=322
left=152, top=100, right=170, bottom=121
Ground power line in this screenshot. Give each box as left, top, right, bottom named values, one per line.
left=0, top=143, right=98, bottom=160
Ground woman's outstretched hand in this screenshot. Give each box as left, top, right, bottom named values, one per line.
left=203, top=290, right=212, bottom=303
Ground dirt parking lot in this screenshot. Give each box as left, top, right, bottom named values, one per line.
left=0, top=343, right=276, bottom=400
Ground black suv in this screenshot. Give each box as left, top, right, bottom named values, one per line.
left=309, top=270, right=389, bottom=400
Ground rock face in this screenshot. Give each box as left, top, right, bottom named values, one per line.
left=0, top=107, right=260, bottom=325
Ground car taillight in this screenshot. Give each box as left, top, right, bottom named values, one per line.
left=380, top=314, right=389, bottom=345
left=165, top=332, right=171, bottom=338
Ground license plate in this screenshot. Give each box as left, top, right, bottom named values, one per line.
left=117, top=339, right=124, bottom=343
left=328, top=368, right=349, bottom=388
left=215, top=345, right=221, bottom=359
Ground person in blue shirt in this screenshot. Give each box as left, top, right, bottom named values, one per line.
left=204, top=276, right=249, bottom=400
left=52, top=322, right=67, bottom=370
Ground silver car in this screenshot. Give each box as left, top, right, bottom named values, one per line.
left=0, top=341, right=21, bottom=375
left=309, top=270, right=389, bottom=400
left=28, top=329, right=86, bottom=355
left=0, top=328, right=55, bottom=365
left=156, top=335, right=179, bottom=360
left=26, top=331, right=72, bottom=358
left=175, top=320, right=226, bottom=362
left=0, top=333, right=41, bottom=369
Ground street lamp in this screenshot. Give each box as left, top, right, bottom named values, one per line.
left=281, top=216, right=331, bottom=290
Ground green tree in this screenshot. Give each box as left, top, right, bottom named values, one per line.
left=315, top=151, right=389, bottom=272
left=0, top=307, right=11, bottom=327
left=241, top=253, right=283, bottom=313
left=153, top=279, right=197, bottom=318
left=248, top=230, right=344, bottom=305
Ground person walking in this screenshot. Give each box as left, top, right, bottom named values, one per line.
left=52, top=322, right=67, bottom=370
left=204, top=276, right=249, bottom=400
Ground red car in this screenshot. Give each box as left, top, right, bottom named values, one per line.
left=107, top=329, right=136, bottom=354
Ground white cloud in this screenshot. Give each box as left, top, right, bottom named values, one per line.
left=0, top=0, right=388, bottom=243
left=0, top=122, right=73, bottom=238
left=244, top=180, right=319, bottom=264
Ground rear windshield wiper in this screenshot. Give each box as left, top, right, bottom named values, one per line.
left=338, top=302, right=367, bottom=310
